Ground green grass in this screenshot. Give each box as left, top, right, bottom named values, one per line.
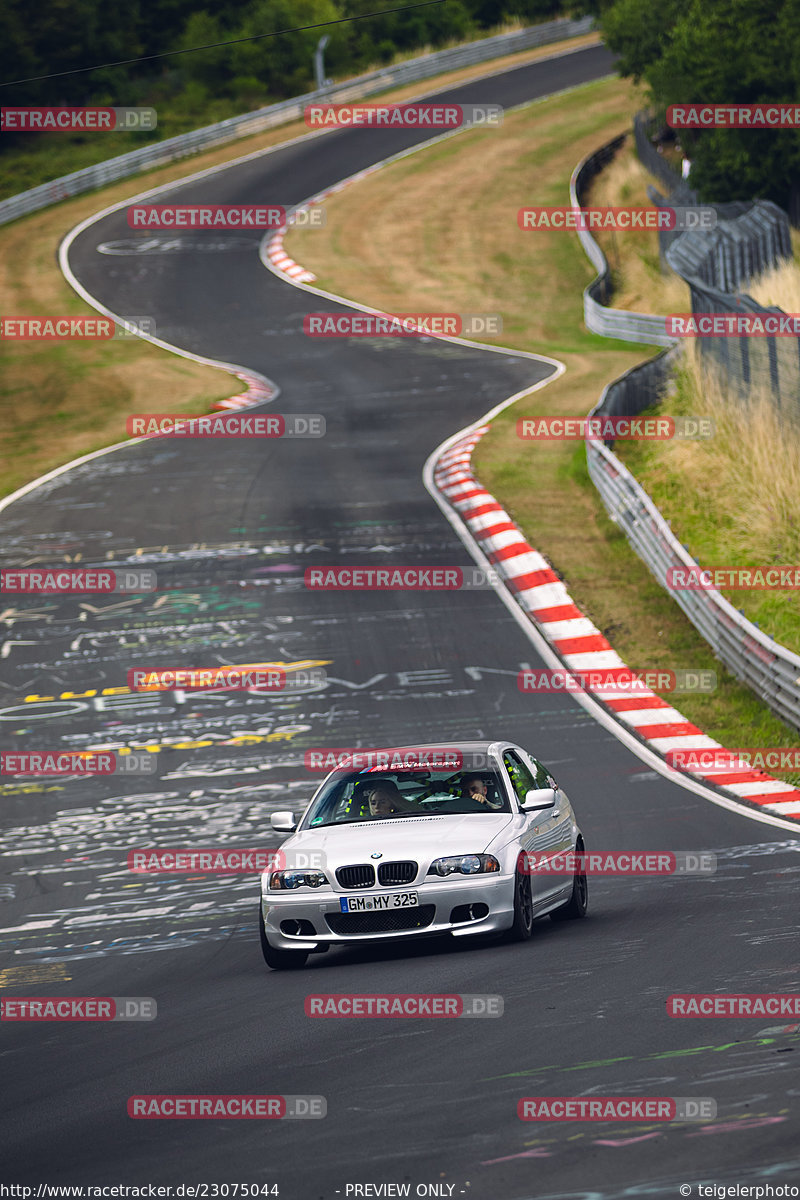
left=619, top=364, right=800, bottom=657
left=287, top=73, right=800, bottom=776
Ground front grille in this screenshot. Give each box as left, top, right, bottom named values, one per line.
left=336, top=864, right=375, bottom=889
left=378, top=860, right=417, bottom=885
left=325, top=905, right=436, bottom=936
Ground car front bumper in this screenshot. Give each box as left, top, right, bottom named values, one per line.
left=261, top=874, right=514, bottom=949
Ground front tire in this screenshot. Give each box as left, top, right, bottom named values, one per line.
left=508, top=863, right=534, bottom=941
left=259, top=904, right=309, bottom=970
left=550, top=840, right=588, bottom=921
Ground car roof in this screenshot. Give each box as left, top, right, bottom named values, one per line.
left=357, top=740, right=513, bottom=755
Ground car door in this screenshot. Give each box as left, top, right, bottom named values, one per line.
left=522, top=749, right=576, bottom=903
left=500, top=748, right=551, bottom=908
left=502, top=748, right=573, bottom=907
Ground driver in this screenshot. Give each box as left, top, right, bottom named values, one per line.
left=463, top=775, right=499, bottom=807
left=367, top=783, right=420, bottom=818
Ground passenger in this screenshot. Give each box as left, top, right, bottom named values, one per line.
left=368, top=783, right=419, bottom=818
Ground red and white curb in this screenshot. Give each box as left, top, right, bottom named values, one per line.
left=262, top=165, right=386, bottom=289
left=250, top=104, right=800, bottom=831
left=211, top=370, right=277, bottom=412
left=264, top=229, right=317, bottom=283
left=433, top=428, right=800, bottom=823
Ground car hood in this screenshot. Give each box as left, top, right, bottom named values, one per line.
left=281, top=813, right=513, bottom=869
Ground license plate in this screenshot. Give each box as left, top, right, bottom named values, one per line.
left=340, top=892, right=419, bottom=913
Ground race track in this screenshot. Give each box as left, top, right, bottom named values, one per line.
left=2, top=42, right=799, bottom=1200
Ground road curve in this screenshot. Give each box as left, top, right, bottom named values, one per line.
left=1, top=43, right=799, bottom=1200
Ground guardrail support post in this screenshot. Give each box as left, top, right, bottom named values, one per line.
left=314, top=36, right=331, bottom=91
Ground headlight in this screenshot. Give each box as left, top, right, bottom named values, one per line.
left=269, top=870, right=329, bottom=890
left=427, top=854, right=500, bottom=877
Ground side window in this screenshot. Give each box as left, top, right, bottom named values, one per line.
left=502, top=750, right=537, bottom=803
left=526, top=754, right=555, bottom=790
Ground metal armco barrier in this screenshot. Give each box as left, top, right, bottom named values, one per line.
left=666, top=200, right=792, bottom=294
left=586, top=409, right=800, bottom=733
left=665, top=203, right=797, bottom=417
left=578, top=129, right=800, bottom=734
left=0, top=16, right=594, bottom=228
left=636, top=109, right=795, bottom=415
left=633, top=111, right=690, bottom=199
left=570, top=137, right=674, bottom=346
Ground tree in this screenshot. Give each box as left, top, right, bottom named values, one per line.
left=590, top=0, right=800, bottom=214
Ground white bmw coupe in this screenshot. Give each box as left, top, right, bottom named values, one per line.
left=259, top=740, right=587, bottom=969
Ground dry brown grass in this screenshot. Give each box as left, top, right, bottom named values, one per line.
left=288, top=77, right=642, bottom=351
left=585, top=141, right=691, bottom=315
left=629, top=341, right=800, bottom=564
left=287, top=74, right=800, bottom=756
left=745, top=258, right=800, bottom=312
left=620, top=340, right=800, bottom=654
left=0, top=28, right=601, bottom=499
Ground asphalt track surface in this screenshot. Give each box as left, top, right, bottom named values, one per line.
left=2, top=41, right=799, bottom=1200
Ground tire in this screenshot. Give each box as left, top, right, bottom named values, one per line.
left=550, top=840, right=588, bottom=921
left=508, top=863, right=534, bottom=941
left=259, top=904, right=309, bottom=970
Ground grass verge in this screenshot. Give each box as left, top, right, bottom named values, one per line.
left=286, top=73, right=800, bottom=776
left=587, top=144, right=800, bottom=658
left=619, top=346, right=800, bottom=656
left=584, top=139, right=690, bottom=315
left=0, top=31, right=600, bottom=502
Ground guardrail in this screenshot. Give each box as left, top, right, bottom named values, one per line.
left=664, top=204, right=797, bottom=416
left=0, top=16, right=595, bottom=229
left=577, top=132, right=800, bottom=734
left=569, top=135, right=675, bottom=346
left=586, top=401, right=800, bottom=733
left=666, top=199, right=792, bottom=294
left=633, top=111, right=696, bottom=202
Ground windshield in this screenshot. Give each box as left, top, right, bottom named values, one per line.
left=301, top=764, right=511, bottom=828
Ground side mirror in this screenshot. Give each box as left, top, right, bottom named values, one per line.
left=270, top=811, right=297, bottom=832
left=521, top=787, right=557, bottom=811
